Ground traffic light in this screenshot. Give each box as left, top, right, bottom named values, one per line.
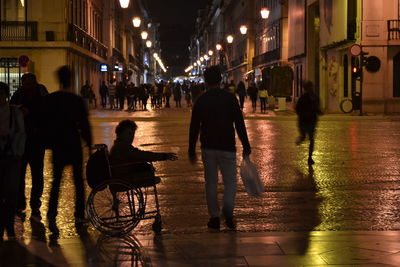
left=351, top=58, right=361, bottom=79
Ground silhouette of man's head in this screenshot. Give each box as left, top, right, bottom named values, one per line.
left=116, top=120, right=138, bottom=144
left=21, top=73, right=37, bottom=87
left=204, top=66, right=222, bottom=87
left=57, top=66, right=72, bottom=89
left=303, top=81, right=313, bottom=93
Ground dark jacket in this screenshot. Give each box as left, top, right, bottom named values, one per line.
left=189, top=88, right=251, bottom=154
left=41, top=91, right=92, bottom=159
left=295, top=91, right=321, bottom=124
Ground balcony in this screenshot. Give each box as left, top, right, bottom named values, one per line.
left=252, top=49, right=280, bottom=68
left=388, top=20, right=400, bottom=40
left=0, top=21, right=38, bottom=41
left=68, top=24, right=107, bottom=59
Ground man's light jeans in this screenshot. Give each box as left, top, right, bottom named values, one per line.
left=201, top=149, right=236, bottom=218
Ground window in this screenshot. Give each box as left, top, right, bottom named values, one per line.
left=1, top=0, right=26, bottom=21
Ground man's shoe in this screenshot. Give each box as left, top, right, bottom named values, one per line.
left=207, top=217, right=220, bottom=230
left=308, top=157, right=315, bottom=165
left=225, top=216, right=236, bottom=230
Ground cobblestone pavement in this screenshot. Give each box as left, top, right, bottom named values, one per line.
left=3, top=101, right=400, bottom=266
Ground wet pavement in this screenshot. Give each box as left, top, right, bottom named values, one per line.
left=2, top=100, right=400, bottom=266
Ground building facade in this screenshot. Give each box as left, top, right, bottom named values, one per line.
left=0, top=0, right=161, bottom=97
left=189, top=0, right=400, bottom=114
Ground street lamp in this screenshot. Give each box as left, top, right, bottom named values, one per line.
left=216, top=43, right=222, bottom=51
left=226, top=35, right=234, bottom=44
left=153, top=53, right=158, bottom=58
left=132, top=17, right=141, bottom=28
left=141, top=31, right=148, bottom=40
left=208, top=50, right=214, bottom=56
left=200, top=57, right=204, bottom=62
left=119, top=0, right=129, bottom=8
left=260, top=7, right=270, bottom=19
left=146, top=40, right=152, bottom=48
left=240, top=25, right=248, bottom=35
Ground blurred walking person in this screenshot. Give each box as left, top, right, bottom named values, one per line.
left=116, top=82, right=126, bottom=110
left=173, top=83, right=182, bottom=108
left=80, top=80, right=91, bottom=108
left=108, top=81, right=116, bottom=109
left=0, top=82, right=26, bottom=239
left=295, top=81, right=321, bottom=165
left=99, top=81, right=109, bottom=108
left=236, top=81, right=246, bottom=110
left=163, top=82, right=171, bottom=108
left=247, top=82, right=258, bottom=112
left=10, top=73, right=48, bottom=218
left=42, top=66, right=92, bottom=228
left=188, top=66, right=251, bottom=230
left=259, top=86, right=268, bottom=113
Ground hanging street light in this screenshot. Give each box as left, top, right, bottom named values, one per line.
left=119, top=0, right=129, bottom=8
left=240, top=25, right=248, bottom=35
left=260, top=7, right=270, bottom=19
left=141, top=31, right=148, bottom=40
left=226, top=35, right=234, bottom=44
left=200, top=57, right=204, bottom=62
left=216, top=43, right=222, bottom=51
left=146, top=40, right=152, bottom=48
left=208, top=50, right=214, bottom=56
left=132, top=17, right=141, bottom=27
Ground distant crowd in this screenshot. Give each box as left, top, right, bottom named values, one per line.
left=81, top=79, right=271, bottom=113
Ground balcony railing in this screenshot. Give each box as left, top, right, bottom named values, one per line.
left=68, top=24, right=108, bottom=59
left=0, top=21, right=38, bottom=41
left=388, top=20, right=400, bottom=40
left=252, top=49, right=280, bottom=68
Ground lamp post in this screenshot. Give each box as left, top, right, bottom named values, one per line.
left=141, top=31, right=148, bottom=40
left=146, top=40, right=152, bottom=48
left=260, top=7, right=270, bottom=19
left=240, top=25, right=248, bottom=35
left=132, top=17, right=141, bottom=28
left=226, top=35, right=234, bottom=44
left=119, top=0, right=129, bottom=8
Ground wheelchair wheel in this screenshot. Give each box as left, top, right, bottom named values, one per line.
left=86, top=179, right=145, bottom=236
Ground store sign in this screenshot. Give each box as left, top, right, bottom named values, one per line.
left=100, top=64, right=108, bottom=72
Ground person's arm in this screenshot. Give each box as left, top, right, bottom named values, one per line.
left=77, top=97, right=92, bottom=149
left=233, top=97, right=251, bottom=156
left=188, top=100, right=201, bottom=163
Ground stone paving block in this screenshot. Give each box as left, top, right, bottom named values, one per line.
left=244, top=254, right=326, bottom=266
left=320, top=246, right=392, bottom=265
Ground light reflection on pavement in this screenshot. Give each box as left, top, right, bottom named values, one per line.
left=16, top=106, right=400, bottom=241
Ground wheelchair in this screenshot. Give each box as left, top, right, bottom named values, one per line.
left=85, top=144, right=162, bottom=236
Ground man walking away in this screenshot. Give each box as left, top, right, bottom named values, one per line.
left=188, top=66, right=251, bottom=230
left=10, top=73, right=48, bottom=218
left=99, top=81, right=109, bottom=108
left=295, top=81, right=321, bottom=165
left=108, top=81, right=116, bottom=110
left=42, top=66, right=92, bottom=229
left=247, top=82, right=258, bottom=112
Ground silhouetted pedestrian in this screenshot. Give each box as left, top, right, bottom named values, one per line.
left=42, top=66, right=92, bottom=227
left=0, top=82, right=26, bottom=240
left=116, top=82, right=126, bottom=110
left=259, top=86, right=268, bottom=113
left=189, top=66, right=251, bottom=230
left=295, top=81, right=321, bottom=165
left=247, top=82, right=258, bottom=112
left=173, top=83, right=182, bottom=107
left=99, top=81, right=109, bottom=108
left=80, top=80, right=91, bottom=108
left=163, top=82, right=171, bottom=108
left=10, top=73, right=48, bottom=217
left=236, top=81, right=246, bottom=110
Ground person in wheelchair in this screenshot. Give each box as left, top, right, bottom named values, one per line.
left=109, top=120, right=177, bottom=187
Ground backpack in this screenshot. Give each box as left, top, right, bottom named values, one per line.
left=86, top=147, right=112, bottom=188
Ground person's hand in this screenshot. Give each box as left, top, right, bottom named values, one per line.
left=165, top=153, right=178, bottom=161
left=188, top=151, right=197, bottom=165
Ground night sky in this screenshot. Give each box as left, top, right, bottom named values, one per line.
left=146, top=0, right=210, bottom=77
